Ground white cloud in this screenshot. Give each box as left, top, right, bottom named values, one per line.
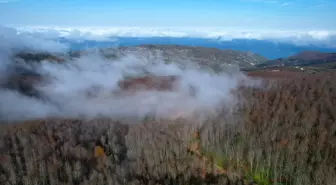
left=0, top=25, right=261, bottom=122
left=0, top=25, right=69, bottom=88
left=14, top=26, right=336, bottom=47
left=0, top=26, right=69, bottom=53
left=0, top=49, right=255, bottom=122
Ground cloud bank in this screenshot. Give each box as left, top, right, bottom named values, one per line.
left=0, top=52, right=252, bottom=122
left=0, top=26, right=69, bottom=53
left=0, top=26, right=69, bottom=85
left=0, top=25, right=259, bottom=122
left=14, top=26, right=336, bottom=47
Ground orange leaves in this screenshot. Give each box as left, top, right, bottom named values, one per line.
left=94, top=146, right=106, bottom=158
left=188, top=130, right=201, bottom=154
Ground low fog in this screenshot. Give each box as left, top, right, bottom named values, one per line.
left=0, top=26, right=260, bottom=122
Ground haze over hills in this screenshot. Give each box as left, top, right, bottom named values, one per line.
left=1, top=45, right=266, bottom=108
left=6, top=43, right=335, bottom=110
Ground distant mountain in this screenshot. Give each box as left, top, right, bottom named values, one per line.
left=289, top=51, right=336, bottom=61
left=68, top=44, right=268, bottom=71
left=256, top=51, right=336, bottom=69
left=105, top=44, right=268, bottom=69
left=60, top=37, right=336, bottom=59
left=15, top=45, right=267, bottom=69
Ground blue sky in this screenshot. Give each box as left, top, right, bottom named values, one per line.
left=0, top=0, right=336, bottom=30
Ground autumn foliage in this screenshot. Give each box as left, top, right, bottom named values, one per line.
left=0, top=71, right=335, bottom=185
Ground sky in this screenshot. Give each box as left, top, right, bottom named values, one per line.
left=0, top=0, right=336, bottom=30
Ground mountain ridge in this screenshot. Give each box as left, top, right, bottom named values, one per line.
left=256, top=51, right=336, bottom=68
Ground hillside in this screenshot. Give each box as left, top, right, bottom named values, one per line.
left=117, top=44, right=268, bottom=69
left=69, top=44, right=268, bottom=69
left=1, top=72, right=336, bottom=185
left=254, top=51, right=336, bottom=71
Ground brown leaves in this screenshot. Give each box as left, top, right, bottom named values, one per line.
left=240, top=72, right=336, bottom=185
left=117, top=75, right=180, bottom=92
